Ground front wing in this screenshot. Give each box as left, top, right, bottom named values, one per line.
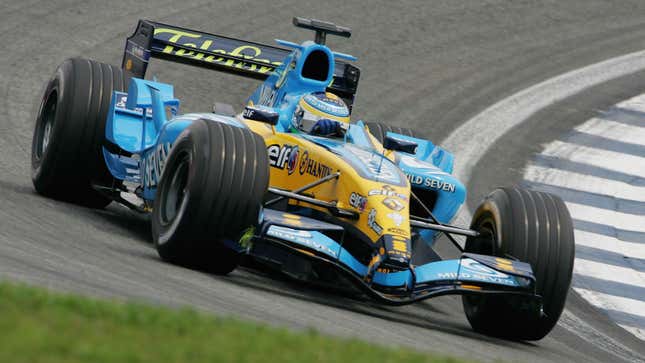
left=246, top=209, right=542, bottom=309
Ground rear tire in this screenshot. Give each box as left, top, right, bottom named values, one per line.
left=364, top=121, right=421, bottom=144
left=462, top=186, right=575, bottom=340
left=152, top=119, right=269, bottom=274
left=31, top=58, right=130, bottom=208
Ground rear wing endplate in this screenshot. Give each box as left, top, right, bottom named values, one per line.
left=122, top=20, right=360, bottom=107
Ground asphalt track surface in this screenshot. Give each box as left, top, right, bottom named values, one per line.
left=2, top=0, right=645, bottom=361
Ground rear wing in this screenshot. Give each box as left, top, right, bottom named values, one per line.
left=121, top=20, right=360, bottom=107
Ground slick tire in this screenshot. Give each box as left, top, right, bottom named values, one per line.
left=152, top=119, right=269, bottom=274
left=364, top=121, right=421, bottom=143
left=31, top=58, right=130, bottom=208
left=462, top=186, right=575, bottom=340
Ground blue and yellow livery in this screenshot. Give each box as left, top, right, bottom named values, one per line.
left=100, top=17, right=541, bottom=307
left=34, top=17, right=575, bottom=340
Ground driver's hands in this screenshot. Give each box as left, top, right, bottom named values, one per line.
left=311, top=119, right=341, bottom=136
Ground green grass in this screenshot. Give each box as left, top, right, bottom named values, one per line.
left=0, top=282, right=468, bottom=363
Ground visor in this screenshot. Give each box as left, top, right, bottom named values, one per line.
left=298, top=109, right=325, bottom=133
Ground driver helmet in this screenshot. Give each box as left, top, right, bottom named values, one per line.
left=292, top=92, right=350, bottom=133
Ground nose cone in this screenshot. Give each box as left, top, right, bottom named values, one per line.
left=362, top=190, right=412, bottom=269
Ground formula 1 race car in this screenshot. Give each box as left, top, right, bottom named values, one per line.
left=31, top=17, right=574, bottom=340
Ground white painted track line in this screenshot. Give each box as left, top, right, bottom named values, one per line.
left=525, top=165, right=645, bottom=203
left=565, top=203, right=645, bottom=233
left=575, top=259, right=645, bottom=295
left=535, top=141, right=645, bottom=178
left=575, top=288, right=645, bottom=339
left=524, top=94, right=645, bottom=341
left=576, top=119, right=645, bottom=144
left=575, top=230, right=645, bottom=260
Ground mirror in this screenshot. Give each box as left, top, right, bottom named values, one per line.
left=383, top=135, right=418, bottom=154
left=242, top=105, right=279, bottom=125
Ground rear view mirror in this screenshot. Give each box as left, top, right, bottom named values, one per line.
left=383, top=135, right=418, bottom=154
left=243, top=105, right=279, bottom=125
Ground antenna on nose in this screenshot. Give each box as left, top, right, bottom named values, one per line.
left=293, top=17, right=351, bottom=45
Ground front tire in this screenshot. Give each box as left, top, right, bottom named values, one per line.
left=152, top=119, right=269, bottom=274
left=462, top=186, right=575, bottom=340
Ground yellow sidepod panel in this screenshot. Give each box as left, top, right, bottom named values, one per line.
left=258, top=131, right=411, bottom=251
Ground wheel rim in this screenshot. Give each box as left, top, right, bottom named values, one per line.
left=42, top=121, right=52, bottom=153
left=468, top=215, right=497, bottom=255
left=160, top=152, right=190, bottom=225
left=463, top=214, right=499, bottom=313
left=36, top=91, right=57, bottom=160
